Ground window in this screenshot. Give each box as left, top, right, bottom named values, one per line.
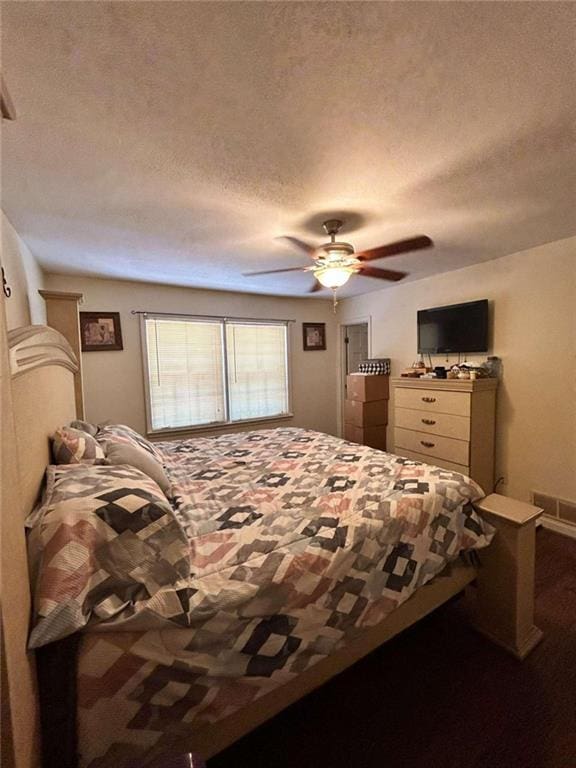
left=142, top=315, right=290, bottom=432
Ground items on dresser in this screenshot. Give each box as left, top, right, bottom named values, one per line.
left=344, top=374, right=389, bottom=450
left=399, top=358, right=430, bottom=377
left=482, top=356, right=502, bottom=378
left=401, top=367, right=430, bottom=377
left=392, top=377, right=497, bottom=493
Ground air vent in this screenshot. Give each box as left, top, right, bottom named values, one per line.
left=531, top=492, right=558, bottom=517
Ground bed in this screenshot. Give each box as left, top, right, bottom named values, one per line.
left=4, top=324, right=544, bottom=768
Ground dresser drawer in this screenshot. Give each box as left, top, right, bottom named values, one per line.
left=395, top=407, right=470, bottom=441
left=394, top=447, right=470, bottom=476
left=394, top=427, right=469, bottom=465
left=395, top=387, right=471, bottom=417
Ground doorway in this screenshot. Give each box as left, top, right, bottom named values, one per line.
left=342, top=322, right=369, bottom=398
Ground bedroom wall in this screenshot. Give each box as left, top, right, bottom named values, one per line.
left=339, top=236, right=576, bottom=504
left=44, top=274, right=339, bottom=438
left=0, top=211, right=45, bottom=329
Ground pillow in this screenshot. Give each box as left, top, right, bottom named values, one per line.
left=69, top=419, right=99, bottom=437
left=27, top=464, right=190, bottom=648
left=96, top=424, right=163, bottom=462
left=51, top=426, right=106, bottom=465
left=103, top=440, right=171, bottom=495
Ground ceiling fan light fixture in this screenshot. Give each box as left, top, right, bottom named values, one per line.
left=315, top=265, right=354, bottom=288
left=247, top=218, right=433, bottom=300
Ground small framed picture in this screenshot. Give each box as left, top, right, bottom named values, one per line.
left=302, top=322, right=326, bottom=351
left=80, top=312, right=123, bottom=352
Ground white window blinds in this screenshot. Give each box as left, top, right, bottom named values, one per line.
left=145, top=319, right=225, bottom=430
left=143, top=316, right=290, bottom=432
left=226, top=323, right=289, bottom=421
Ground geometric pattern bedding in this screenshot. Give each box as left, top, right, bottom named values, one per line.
left=75, top=428, right=493, bottom=767
left=96, top=423, right=164, bottom=462
left=27, top=464, right=190, bottom=648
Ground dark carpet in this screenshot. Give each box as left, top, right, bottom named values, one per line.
left=209, top=529, right=576, bottom=768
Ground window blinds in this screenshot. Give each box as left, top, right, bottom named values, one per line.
left=226, top=323, right=289, bottom=421
left=143, top=316, right=289, bottom=431
left=145, top=319, right=225, bottom=429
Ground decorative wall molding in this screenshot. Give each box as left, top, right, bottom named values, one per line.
left=540, top=514, right=576, bottom=541
left=38, top=290, right=84, bottom=303
left=7, top=325, right=79, bottom=378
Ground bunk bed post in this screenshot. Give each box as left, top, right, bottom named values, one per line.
left=469, top=493, right=544, bottom=659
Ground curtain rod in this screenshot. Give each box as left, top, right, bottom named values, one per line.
left=131, top=310, right=296, bottom=324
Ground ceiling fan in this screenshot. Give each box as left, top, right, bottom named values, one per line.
left=243, top=219, right=433, bottom=306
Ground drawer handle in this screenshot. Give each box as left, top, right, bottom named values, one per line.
left=420, top=440, right=435, bottom=448
left=422, top=396, right=436, bottom=403
left=422, top=418, right=436, bottom=425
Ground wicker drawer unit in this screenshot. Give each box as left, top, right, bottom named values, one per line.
left=344, top=424, right=387, bottom=451
left=346, top=374, right=389, bottom=402
left=392, top=377, right=498, bottom=493
left=344, top=374, right=389, bottom=451
left=344, top=399, right=388, bottom=428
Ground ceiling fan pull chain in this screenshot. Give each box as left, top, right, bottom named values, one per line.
left=332, top=288, right=338, bottom=313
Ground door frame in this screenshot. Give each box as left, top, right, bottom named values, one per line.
left=338, top=315, right=372, bottom=436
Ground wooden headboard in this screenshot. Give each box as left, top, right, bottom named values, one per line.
left=8, top=326, right=78, bottom=516
left=1, top=324, right=78, bottom=768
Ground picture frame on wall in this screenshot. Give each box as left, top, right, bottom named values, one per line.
left=302, top=322, right=326, bottom=351
left=80, top=312, right=123, bottom=351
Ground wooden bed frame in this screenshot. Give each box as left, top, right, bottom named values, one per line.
left=1, top=321, right=543, bottom=768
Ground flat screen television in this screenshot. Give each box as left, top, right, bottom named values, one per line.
left=417, top=299, right=489, bottom=354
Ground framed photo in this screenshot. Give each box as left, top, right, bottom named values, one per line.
left=80, top=312, right=123, bottom=352
left=302, top=322, right=326, bottom=351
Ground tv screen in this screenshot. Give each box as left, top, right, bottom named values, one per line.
left=417, top=299, right=489, bottom=354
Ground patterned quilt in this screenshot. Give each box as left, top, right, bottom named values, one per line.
left=76, top=428, right=493, bottom=767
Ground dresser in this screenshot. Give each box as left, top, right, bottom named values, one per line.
left=392, top=377, right=498, bottom=494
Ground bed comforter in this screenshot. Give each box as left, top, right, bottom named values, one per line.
left=76, top=427, right=493, bottom=766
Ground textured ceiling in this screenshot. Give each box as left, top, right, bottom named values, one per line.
left=2, top=1, right=575, bottom=298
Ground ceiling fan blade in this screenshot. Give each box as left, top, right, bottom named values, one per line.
left=355, top=235, right=433, bottom=262
left=277, top=236, right=317, bottom=257
left=309, top=280, right=322, bottom=293
left=357, top=266, right=407, bottom=282
left=243, top=266, right=308, bottom=276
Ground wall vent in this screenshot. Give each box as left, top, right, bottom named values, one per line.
left=534, top=492, right=576, bottom=538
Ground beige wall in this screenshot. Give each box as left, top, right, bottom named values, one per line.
left=0, top=212, right=45, bottom=329
left=45, top=274, right=339, bottom=438
left=339, top=236, right=576, bottom=503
